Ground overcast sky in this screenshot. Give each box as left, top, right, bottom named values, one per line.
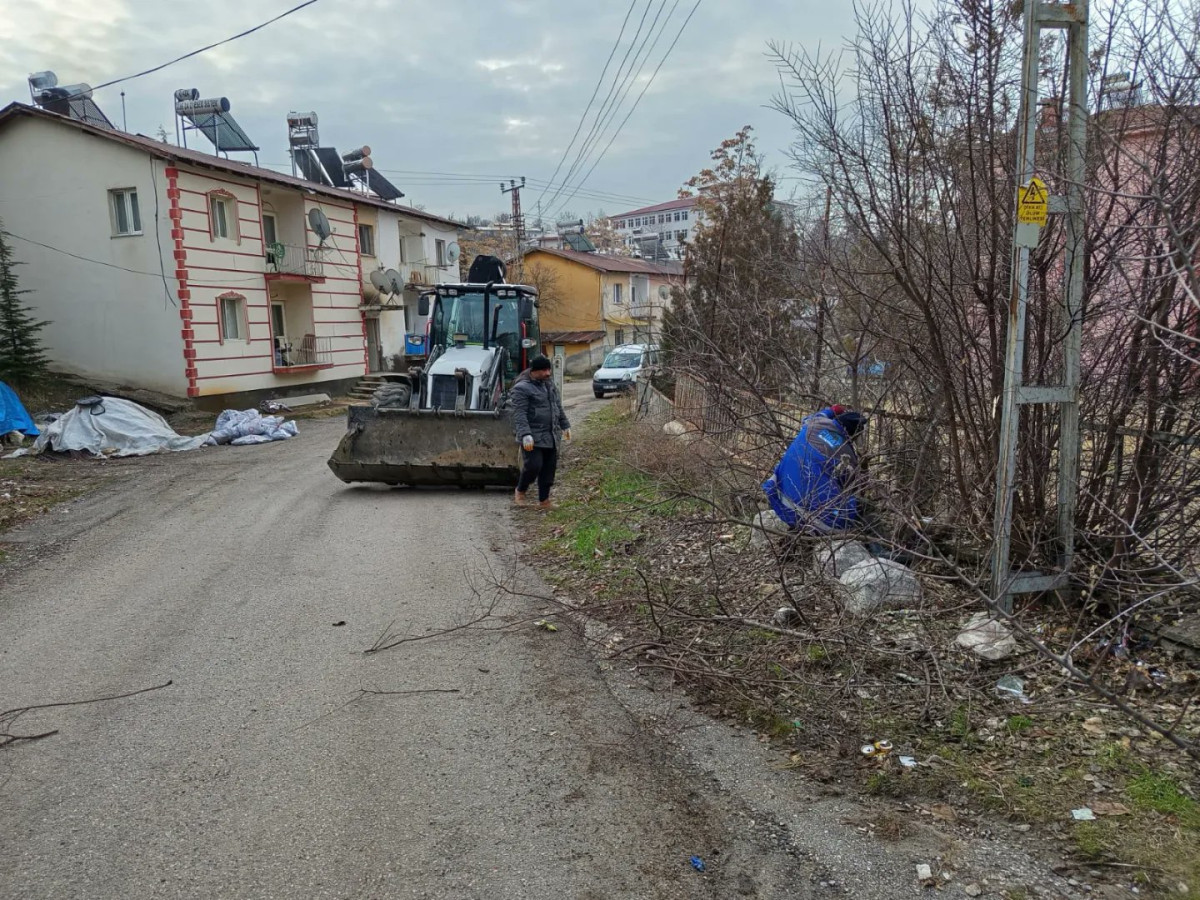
left=1, top=0, right=867, bottom=222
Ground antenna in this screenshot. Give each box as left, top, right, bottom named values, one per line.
left=308, top=208, right=332, bottom=246
left=369, top=269, right=390, bottom=295
left=658, top=284, right=670, bottom=300
left=385, top=269, right=405, bottom=296
left=445, top=242, right=461, bottom=266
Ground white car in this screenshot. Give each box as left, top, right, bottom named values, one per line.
left=592, top=344, right=659, bottom=398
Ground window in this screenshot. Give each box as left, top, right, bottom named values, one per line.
left=676, top=230, right=687, bottom=242
left=262, top=214, right=277, bottom=248
left=673, top=211, right=681, bottom=221
left=209, top=193, right=235, bottom=240
left=612, top=283, right=623, bottom=305
left=358, top=223, right=375, bottom=257
left=219, top=293, right=246, bottom=342
left=398, top=234, right=407, bottom=264
left=658, top=214, right=665, bottom=224
left=109, top=188, right=141, bottom=236
left=631, top=283, right=638, bottom=304
left=615, top=329, right=625, bottom=345
left=435, top=239, right=447, bottom=266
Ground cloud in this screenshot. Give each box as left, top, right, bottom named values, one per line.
left=0, top=0, right=876, bottom=217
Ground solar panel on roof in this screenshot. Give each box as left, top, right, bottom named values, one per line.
left=313, top=147, right=349, bottom=187
left=186, top=111, right=259, bottom=152
left=355, top=169, right=404, bottom=202
left=564, top=233, right=596, bottom=253
left=37, top=95, right=114, bottom=130
left=291, top=149, right=332, bottom=186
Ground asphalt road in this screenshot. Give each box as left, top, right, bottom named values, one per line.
left=0, top=383, right=814, bottom=899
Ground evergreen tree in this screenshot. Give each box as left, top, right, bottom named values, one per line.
left=0, top=221, right=50, bottom=386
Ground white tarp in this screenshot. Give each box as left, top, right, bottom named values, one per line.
left=205, top=409, right=298, bottom=446
left=11, top=397, right=209, bottom=458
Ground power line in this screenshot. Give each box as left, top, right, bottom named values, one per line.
left=543, top=0, right=668, bottom=213
left=534, top=0, right=639, bottom=211
left=550, top=0, right=703, bottom=220
left=89, top=0, right=322, bottom=93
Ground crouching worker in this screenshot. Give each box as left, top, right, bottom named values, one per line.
left=762, top=404, right=866, bottom=533
left=511, top=355, right=571, bottom=509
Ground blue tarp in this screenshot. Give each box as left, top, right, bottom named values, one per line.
left=0, top=381, right=39, bottom=437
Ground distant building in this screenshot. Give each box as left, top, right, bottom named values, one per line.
left=610, top=197, right=700, bottom=261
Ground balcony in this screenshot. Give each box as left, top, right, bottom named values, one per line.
left=265, top=243, right=326, bottom=282
left=273, top=334, right=335, bottom=373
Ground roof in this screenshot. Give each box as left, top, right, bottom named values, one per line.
left=0, top=102, right=465, bottom=230
left=542, top=330, right=607, bottom=344
left=525, top=247, right=683, bottom=276
left=611, top=197, right=697, bottom=219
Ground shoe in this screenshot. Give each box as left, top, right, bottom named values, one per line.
left=514, top=490, right=528, bottom=506
left=538, top=499, right=557, bottom=510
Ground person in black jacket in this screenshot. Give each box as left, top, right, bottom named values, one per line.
left=510, top=355, right=571, bottom=508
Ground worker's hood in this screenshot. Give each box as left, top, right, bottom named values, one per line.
left=426, top=345, right=497, bottom=379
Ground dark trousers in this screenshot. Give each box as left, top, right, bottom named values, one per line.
left=517, top=445, right=558, bottom=502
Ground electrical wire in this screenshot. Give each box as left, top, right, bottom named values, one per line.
left=148, top=158, right=177, bottom=307
left=533, top=0, right=639, bottom=211
left=550, top=0, right=703, bottom=221
left=1, top=228, right=263, bottom=285
left=88, top=0, right=322, bottom=94
left=542, top=0, right=668, bottom=213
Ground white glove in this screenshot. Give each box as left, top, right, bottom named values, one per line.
left=522, top=435, right=534, bottom=452
left=563, top=429, right=572, bottom=442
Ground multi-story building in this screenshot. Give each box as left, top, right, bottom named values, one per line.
left=610, top=197, right=700, bottom=261
left=0, top=102, right=462, bottom=407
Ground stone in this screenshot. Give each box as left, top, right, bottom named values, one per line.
left=965, top=885, right=983, bottom=897
left=750, top=509, right=789, bottom=547
left=838, top=558, right=923, bottom=615
left=916, top=863, right=934, bottom=882
left=662, top=419, right=688, bottom=436
left=955, top=612, right=1020, bottom=661
left=814, top=539, right=873, bottom=578
left=773, top=606, right=802, bottom=628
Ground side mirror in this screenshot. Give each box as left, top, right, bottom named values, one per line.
left=418, top=296, right=430, bottom=317
left=521, top=338, right=536, bottom=349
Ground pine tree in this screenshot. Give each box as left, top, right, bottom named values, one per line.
left=0, top=220, right=50, bottom=386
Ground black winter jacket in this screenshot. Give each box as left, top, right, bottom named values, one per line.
left=510, top=370, right=570, bottom=448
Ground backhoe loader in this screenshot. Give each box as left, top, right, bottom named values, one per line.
left=327, top=256, right=540, bottom=487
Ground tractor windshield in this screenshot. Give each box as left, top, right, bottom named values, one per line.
left=430, top=292, right=527, bottom=378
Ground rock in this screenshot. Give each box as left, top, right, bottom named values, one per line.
left=814, top=539, right=873, bottom=578
left=773, top=606, right=802, bottom=628
left=965, top=884, right=983, bottom=897
left=662, top=419, right=688, bottom=436
left=955, top=612, right=1019, bottom=661
left=916, top=863, right=934, bottom=882
left=838, top=558, right=923, bottom=615
left=750, top=509, right=789, bottom=547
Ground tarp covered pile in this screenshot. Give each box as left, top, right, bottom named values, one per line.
left=204, top=409, right=298, bottom=446
left=5, top=397, right=299, bottom=458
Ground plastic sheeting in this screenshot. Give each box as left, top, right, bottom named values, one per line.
left=0, top=381, right=39, bottom=437
left=204, top=409, right=298, bottom=446
left=13, top=397, right=207, bottom=457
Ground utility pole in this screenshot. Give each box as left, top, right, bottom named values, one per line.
left=991, top=0, right=1089, bottom=613
left=501, top=177, right=527, bottom=264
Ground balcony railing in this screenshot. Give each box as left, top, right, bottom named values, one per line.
left=273, top=334, right=334, bottom=372
left=266, top=243, right=325, bottom=279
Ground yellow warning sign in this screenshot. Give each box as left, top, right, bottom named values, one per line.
left=1017, top=176, right=1049, bottom=226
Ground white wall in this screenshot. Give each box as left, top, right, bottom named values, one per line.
left=0, top=116, right=187, bottom=395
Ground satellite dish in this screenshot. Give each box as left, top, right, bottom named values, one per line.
left=385, top=269, right=404, bottom=295
left=445, top=242, right=461, bottom=265
left=308, top=208, right=332, bottom=245
left=369, top=269, right=390, bottom=293
left=658, top=284, right=670, bottom=300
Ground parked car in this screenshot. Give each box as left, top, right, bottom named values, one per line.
left=592, top=344, right=659, bottom=398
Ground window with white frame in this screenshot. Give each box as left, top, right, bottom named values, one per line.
left=681, top=210, right=689, bottom=220
left=358, top=223, right=375, bottom=257
left=673, top=211, right=681, bottom=221
left=219, top=294, right=246, bottom=342
left=109, top=188, right=142, bottom=236
left=209, top=192, right=237, bottom=241
left=612, top=283, right=623, bottom=305
left=435, top=239, right=447, bottom=267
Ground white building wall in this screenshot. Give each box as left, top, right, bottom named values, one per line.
left=0, top=116, right=187, bottom=395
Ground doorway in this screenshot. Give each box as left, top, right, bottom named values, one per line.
left=365, top=316, right=383, bottom=372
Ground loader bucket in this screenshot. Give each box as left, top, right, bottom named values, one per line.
left=327, top=404, right=521, bottom=487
